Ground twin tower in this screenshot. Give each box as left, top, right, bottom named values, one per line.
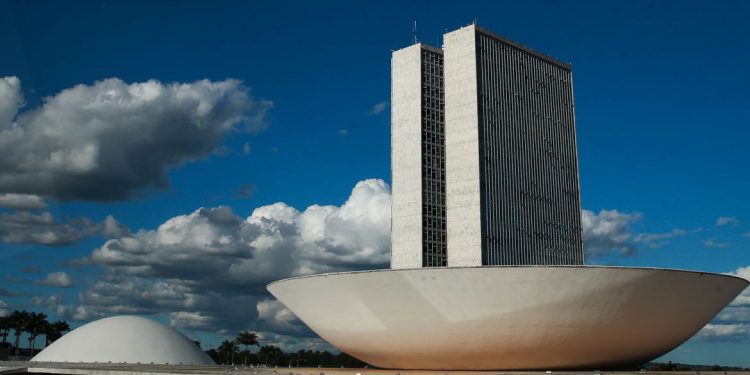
left=391, top=24, right=584, bottom=269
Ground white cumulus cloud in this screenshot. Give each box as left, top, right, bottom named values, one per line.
left=0, top=193, right=47, bottom=210
left=0, top=76, right=272, bottom=201
left=0, top=299, right=8, bottom=316
left=60, top=179, right=391, bottom=334
left=366, top=101, right=388, bottom=116
left=704, top=239, right=729, bottom=249
left=633, top=228, right=686, bottom=249
left=0, top=76, right=24, bottom=129
left=257, top=299, right=307, bottom=334
left=697, top=323, right=750, bottom=342
left=0, top=210, right=129, bottom=246
left=0, top=210, right=98, bottom=246
left=716, top=216, right=739, bottom=226
left=36, top=272, right=74, bottom=287
left=728, top=266, right=750, bottom=308
left=581, top=209, right=640, bottom=258
left=102, top=214, right=131, bottom=238
left=696, top=265, right=750, bottom=342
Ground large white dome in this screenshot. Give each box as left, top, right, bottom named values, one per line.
left=31, top=316, right=215, bottom=365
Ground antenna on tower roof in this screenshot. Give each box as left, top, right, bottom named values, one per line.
left=412, top=20, right=418, bottom=44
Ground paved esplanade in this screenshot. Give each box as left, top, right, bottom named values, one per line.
left=3, top=363, right=749, bottom=375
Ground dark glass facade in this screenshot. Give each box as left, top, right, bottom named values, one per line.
left=420, top=47, right=447, bottom=267
left=474, top=29, right=584, bottom=265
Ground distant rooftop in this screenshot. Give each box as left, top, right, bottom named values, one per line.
left=461, top=24, right=572, bottom=70
left=394, top=23, right=572, bottom=71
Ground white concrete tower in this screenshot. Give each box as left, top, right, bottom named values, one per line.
left=391, top=43, right=446, bottom=269
left=392, top=24, right=583, bottom=269
left=443, top=26, right=483, bottom=267
left=444, top=25, right=584, bottom=266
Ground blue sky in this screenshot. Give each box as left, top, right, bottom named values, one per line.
left=0, top=0, right=748, bottom=367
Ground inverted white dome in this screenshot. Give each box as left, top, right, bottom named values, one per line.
left=269, top=266, right=748, bottom=370
left=31, top=316, right=214, bottom=365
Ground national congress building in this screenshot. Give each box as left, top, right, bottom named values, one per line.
left=269, top=24, right=748, bottom=370
left=391, top=24, right=584, bottom=268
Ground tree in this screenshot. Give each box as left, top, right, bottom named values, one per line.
left=8, top=310, right=30, bottom=356
left=294, top=349, right=305, bottom=367
left=0, top=316, right=10, bottom=345
left=217, top=340, right=239, bottom=365
left=26, top=312, right=48, bottom=354
left=235, top=331, right=259, bottom=365
left=205, top=348, right=221, bottom=364
left=45, top=321, right=70, bottom=345
left=258, top=345, right=283, bottom=367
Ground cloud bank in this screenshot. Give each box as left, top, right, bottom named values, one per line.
left=0, top=210, right=128, bottom=246
left=0, top=194, right=47, bottom=210
left=696, top=265, right=750, bottom=342
left=0, top=76, right=272, bottom=201
left=0, top=210, right=98, bottom=246
left=58, top=179, right=391, bottom=337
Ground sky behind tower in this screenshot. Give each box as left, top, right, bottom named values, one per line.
left=0, top=0, right=748, bottom=367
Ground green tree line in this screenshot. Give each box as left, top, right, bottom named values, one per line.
left=1, top=312, right=367, bottom=368
left=0, top=310, right=71, bottom=357
left=206, top=330, right=368, bottom=368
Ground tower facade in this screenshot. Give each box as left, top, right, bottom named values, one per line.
left=391, top=43, right=446, bottom=269
left=391, top=24, right=583, bottom=269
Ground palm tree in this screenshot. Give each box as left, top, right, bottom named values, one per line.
left=45, top=321, right=71, bottom=345
left=217, top=340, right=239, bottom=365
left=235, top=331, right=259, bottom=365
left=26, top=312, right=48, bottom=354
left=258, top=345, right=283, bottom=367
left=9, top=310, right=30, bottom=356
left=0, top=316, right=10, bottom=345
left=294, top=349, right=305, bottom=367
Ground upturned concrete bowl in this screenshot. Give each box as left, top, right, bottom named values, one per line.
left=268, top=266, right=747, bottom=370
